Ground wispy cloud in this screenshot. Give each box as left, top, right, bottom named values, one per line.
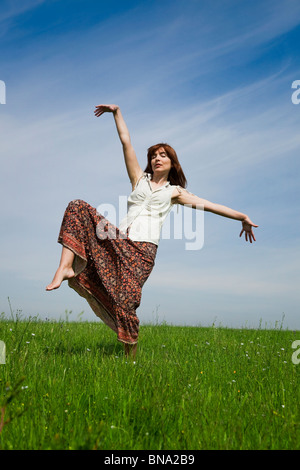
left=0, top=0, right=45, bottom=23
left=0, top=0, right=45, bottom=39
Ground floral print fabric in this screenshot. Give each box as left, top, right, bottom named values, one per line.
left=57, top=199, right=157, bottom=344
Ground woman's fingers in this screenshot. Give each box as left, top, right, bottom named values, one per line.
left=94, top=105, right=107, bottom=116
left=94, top=110, right=103, bottom=117
left=246, top=229, right=256, bottom=243
left=94, top=104, right=118, bottom=116
left=251, top=230, right=256, bottom=242
left=94, top=105, right=107, bottom=117
left=239, top=217, right=259, bottom=243
left=239, top=225, right=257, bottom=242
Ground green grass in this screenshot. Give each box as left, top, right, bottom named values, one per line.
left=0, top=315, right=299, bottom=450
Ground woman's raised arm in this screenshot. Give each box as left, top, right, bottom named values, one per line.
left=94, top=104, right=143, bottom=189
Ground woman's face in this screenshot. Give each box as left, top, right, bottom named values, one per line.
left=150, top=147, right=172, bottom=176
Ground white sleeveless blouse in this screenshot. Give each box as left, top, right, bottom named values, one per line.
left=119, top=173, right=176, bottom=246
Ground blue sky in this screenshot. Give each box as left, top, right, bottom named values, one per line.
left=0, top=0, right=300, bottom=329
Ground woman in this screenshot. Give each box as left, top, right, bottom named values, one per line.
left=46, top=104, right=258, bottom=358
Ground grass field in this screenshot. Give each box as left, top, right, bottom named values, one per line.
left=0, top=314, right=299, bottom=450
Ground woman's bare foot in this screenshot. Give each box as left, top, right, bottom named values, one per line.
left=46, top=266, right=75, bottom=291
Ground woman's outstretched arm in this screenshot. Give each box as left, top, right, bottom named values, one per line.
left=94, top=104, right=143, bottom=189
left=172, top=187, right=258, bottom=243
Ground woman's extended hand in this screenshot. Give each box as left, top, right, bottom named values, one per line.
left=94, top=104, right=119, bottom=117
left=239, top=217, right=258, bottom=243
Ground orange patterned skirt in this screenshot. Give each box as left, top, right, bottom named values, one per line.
left=57, top=199, right=157, bottom=344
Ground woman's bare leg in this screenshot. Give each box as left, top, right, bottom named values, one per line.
left=46, top=246, right=75, bottom=290
left=124, top=343, right=137, bottom=359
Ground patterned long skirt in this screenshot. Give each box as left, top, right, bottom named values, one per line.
left=57, top=199, right=157, bottom=344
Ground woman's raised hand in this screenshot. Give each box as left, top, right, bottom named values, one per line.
left=94, top=104, right=119, bottom=117
left=239, top=217, right=258, bottom=243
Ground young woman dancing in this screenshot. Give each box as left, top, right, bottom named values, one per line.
left=46, top=104, right=258, bottom=358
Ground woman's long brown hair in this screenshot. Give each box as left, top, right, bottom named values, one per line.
left=144, top=143, right=187, bottom=188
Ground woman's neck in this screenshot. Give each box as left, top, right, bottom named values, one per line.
left=151, top=173, right=169, bottom=185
